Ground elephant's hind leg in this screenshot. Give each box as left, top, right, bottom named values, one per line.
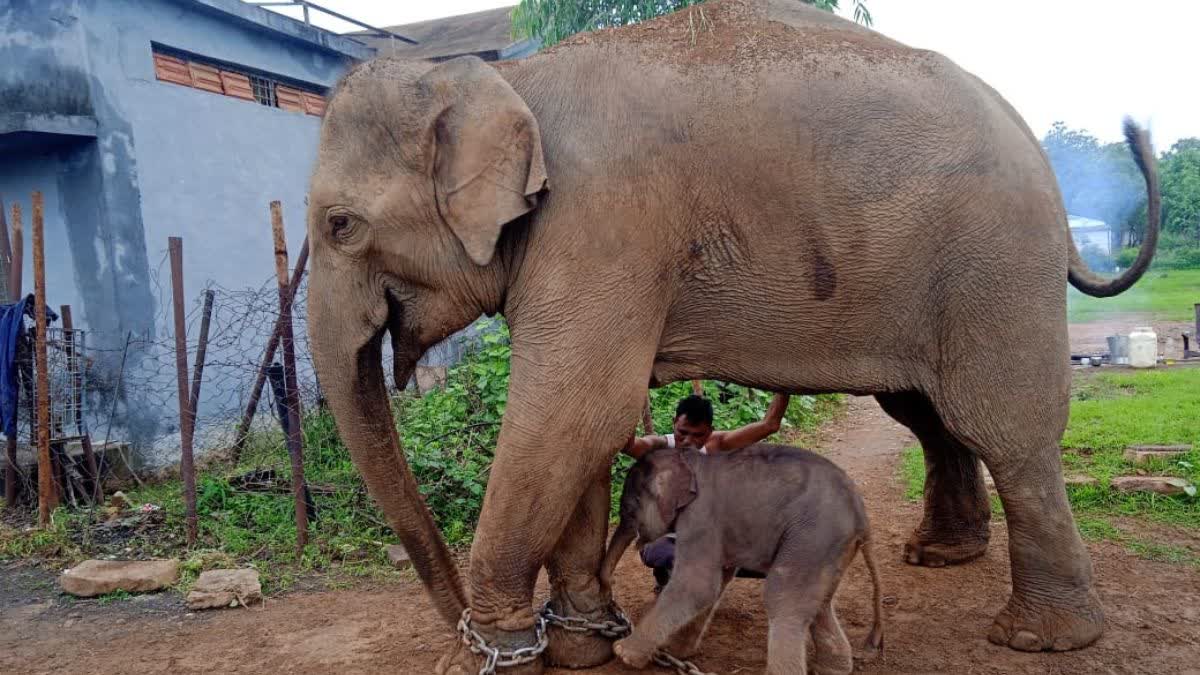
left=876, top=392, right=990, bottom=567
left=934, top=378, right=1103, bottom=651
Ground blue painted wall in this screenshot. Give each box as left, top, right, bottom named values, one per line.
left=0, top=0, right=358, bottom=462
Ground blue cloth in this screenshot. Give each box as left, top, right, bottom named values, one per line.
left=0, top=295, right=29, bottom=438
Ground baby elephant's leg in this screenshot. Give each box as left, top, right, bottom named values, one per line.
left=764, top=570, right=823, bottom=675
left=664, top=568, right=735, bottom=658
left=810, top=600, right=853, bottom=675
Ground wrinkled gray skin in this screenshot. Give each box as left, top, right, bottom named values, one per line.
left=304, top=0, right=1159, bottom=671
left=600, top=446, right=884, bottom=675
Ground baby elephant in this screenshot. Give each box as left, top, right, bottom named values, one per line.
left=601, top=444, right=883, bottom=675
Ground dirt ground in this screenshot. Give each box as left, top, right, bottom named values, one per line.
left=1067, top=313, right=1193, bottom=359
left=3, top=321, right=1199, bottom=674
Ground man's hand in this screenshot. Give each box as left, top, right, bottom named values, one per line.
left=623, top=433, right=671, bottom=460
left=709, top=393, right=789, bottom=453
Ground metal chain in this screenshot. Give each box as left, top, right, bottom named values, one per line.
left=457, top=608, right=549, bottom=675
left=538, top=601, right=714, bottom=675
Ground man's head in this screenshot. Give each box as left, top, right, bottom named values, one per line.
left=672, top=395, right=714, bottom=450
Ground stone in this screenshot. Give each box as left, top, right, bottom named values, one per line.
left=108, top=491, right=129, bottom=510
left=1123, top=445, right=1191, bottom=465
left=1111, top=476, right=1193, bottom=496
left=387, top=544, right=413, bottom=571
left=1064, top=474, right=1099, bottom=487
left=60, top=559, right=179, bottom=597
left=414, top=365, right=448, bottom=395
left=185, top=569, right=262, bottom=610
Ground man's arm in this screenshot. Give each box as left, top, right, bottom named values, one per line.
left=709, top=393, right=789, bottom=453
left=622, top=433, right=672, bottom=460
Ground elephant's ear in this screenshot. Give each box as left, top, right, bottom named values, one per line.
left=421, top=56, right=548, bottom=267
left=653, top=451, right=698, bottom=528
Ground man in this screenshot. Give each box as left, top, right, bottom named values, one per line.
left=623, top=391, right=790, bottom=592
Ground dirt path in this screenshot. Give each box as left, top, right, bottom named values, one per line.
left=4, top=397, right=1199, bottom=674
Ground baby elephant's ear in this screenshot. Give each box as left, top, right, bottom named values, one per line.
left=654, top=452, right=698, bottom=526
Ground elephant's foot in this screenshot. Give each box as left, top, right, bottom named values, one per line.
left=903, top=526, right=989, bottom=567
left=436, top=615, right=546, bottom=675
left=987, top=590, right=1104, bottom=652
left=542, top=594, right=624, bottom=668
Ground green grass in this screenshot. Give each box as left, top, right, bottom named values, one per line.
left=1067, top=268, right=1200, bottom=322
left=898, top=367, right=1200, bottom=566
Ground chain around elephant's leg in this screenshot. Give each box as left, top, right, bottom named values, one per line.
left=543, top=470, right=625, bottom=668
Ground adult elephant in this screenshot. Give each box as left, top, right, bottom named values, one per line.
left=304, top=0, right=1158, bottom=671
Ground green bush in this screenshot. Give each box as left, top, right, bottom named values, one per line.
left=1114, top=233, right=1200, bottom=270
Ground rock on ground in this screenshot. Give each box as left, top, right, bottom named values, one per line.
left=60, top=560, right=179, bottom=598
left=387, top=544, right=412, bottom=570
left=186, top=569, right=263, bottom=610
left=1111, top=476, right=1193, bottom=496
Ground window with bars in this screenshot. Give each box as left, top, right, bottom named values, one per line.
left=151, top=45, right=326, bottom=116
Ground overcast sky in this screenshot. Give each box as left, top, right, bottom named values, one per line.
left=266, top=1, right=1196, bottom=149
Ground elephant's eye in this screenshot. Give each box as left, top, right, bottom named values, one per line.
left=329, top=214, right=350, bottom=237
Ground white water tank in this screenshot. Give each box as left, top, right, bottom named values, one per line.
left=1129, top=327, right=1158, bottom=368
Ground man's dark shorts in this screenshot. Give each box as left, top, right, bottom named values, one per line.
left=639, top=535, right=766, bottom=588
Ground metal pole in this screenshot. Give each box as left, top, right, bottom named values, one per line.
left=188, top=290, right=215, bottom=428
left=3, top=203, right=18, bottom=508
left=32, top=192, right=56, bottom=525
left=1194, top=303, right=1199, bottom=347
left=60, top=305, right=101, bottom=504
left=271, top=202, right=308, bottom=549
left=232, top=237, right=308, bottom=456
left=169, top=237, right=198, bottom=546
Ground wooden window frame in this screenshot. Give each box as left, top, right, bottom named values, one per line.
left=150, top=44, right=327, bottom=116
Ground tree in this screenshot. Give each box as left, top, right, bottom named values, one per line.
left=1041, top=121, right=1147, bottom=246
left=512, top=0, right=871, bottom=48
left=1158, top=138, right=1200, bottom=241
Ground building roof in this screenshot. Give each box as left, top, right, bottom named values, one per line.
left=1068, top=215, right=1110, bottom=231
left=349, top=6, right=534, bottom=61
left=176, top=0, right=375, bottom=60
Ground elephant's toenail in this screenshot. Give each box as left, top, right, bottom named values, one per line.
left=1011, top=630, right=1043, bottom=651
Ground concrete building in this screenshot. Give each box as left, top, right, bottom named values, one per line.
left=0, top=0, right=538, bottom=465
left=0, top=0, right=369, bottom=459
left=1068, top=215, right=1113, bottom=255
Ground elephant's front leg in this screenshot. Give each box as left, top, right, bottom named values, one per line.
left=543, top=467, right=626, bottom=668
left=437, top=333, right=653, bottom=675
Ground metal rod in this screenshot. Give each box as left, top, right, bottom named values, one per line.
left=232, top=236, right=308, bottom=456
left=2, top=203, right=17, bottom=508
left=60, top=305, right=102, bottom=504
left=188, top=290, right=215, bottom=430
left=32, top=192, right=56, bottom=525
left=248, top=1, right=417, bottom=43
left=169, top=237, right=198, bottom=546
left=271, top=202, right=308, bottom=549
left=1194, top=303, right=1199, bottom=347
left=101, top=332, right=142, bottom=488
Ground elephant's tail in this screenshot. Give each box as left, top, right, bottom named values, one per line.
left=860, top=536, right=885, bottom=658
left=1067, top=117, right=1160, bottom=297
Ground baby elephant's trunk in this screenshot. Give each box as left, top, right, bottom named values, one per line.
left=860, top=537, right=885, bottom=657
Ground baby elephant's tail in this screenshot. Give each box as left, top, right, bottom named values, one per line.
left=860, top=537, right=885, bottom=658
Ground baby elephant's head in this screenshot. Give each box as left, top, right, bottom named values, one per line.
left=600, top=450, right=698, bottom=591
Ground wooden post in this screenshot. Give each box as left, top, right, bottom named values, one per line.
left=3, top=204, right=18, bottom=508
left=189, top=290, right=215, bottom=415
left=168, top=237, right=198, bottom=546
left=32, top=193, right=56, bottom=525
left=231, top=237, right=308, bottom=457
left=60, top=305, right=101, bottom=504
left=1194, top=303, right=1199, bottom=345
left=10, top=201, right=22, bottom=299
left=691, top=380, right=703, bottom=396
left=0, top=196, right=10, bottom=303
left=271, top=202, right=308, bottom=549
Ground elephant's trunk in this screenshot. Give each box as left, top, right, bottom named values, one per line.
left=1067, top=118, right=1160, bottom=297
left=599, top=518, right=637, bottom=595
left=310, top=316, right=467, bottom=629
